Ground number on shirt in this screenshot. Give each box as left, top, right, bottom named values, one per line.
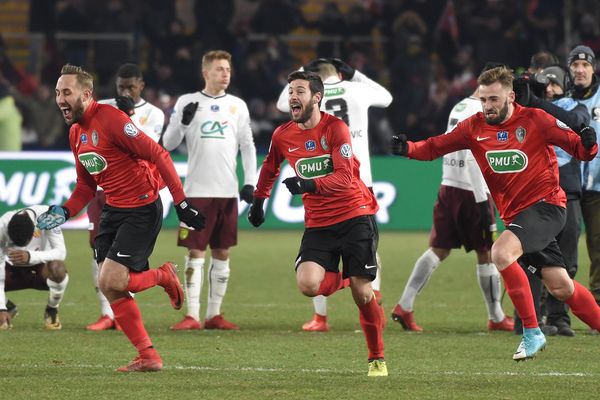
left=325, top=98, right=349, bottom=125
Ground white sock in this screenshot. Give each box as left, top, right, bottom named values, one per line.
left=399, top=248, right=440, bottom=311
left=91, top=259, right=113, bottom=319
left=184, top=256, right=204, bottom=320
left=47, top=274, right=69, bottom=309
left=476, top=263, right=505, bottom=322
left=206, top=258, right=230, bottom=319
left=372, top=252, right=382, bottom=291
left=313, top=295, right=327, bottom=316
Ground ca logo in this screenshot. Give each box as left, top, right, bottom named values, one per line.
left=201, top=121, right=228, bottom=137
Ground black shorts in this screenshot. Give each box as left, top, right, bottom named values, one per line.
left=94, top=198, right=163, bottom=272
left=507, top=201, right=566, bottom=277
left=296, top=215, right=379, bottom=281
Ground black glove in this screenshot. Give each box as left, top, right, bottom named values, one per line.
left=579, top=125, right=597, bottom=150
left=181, top=102, right=199, bottom=125
left=239, top=184, right=254, bottom=204
left=478, top=201, right=492, bottom=232
left=303, top=58, right=329, bottom=73
left=175, top=200, right=205, bottom=230
left=115, top=95, right=136, bottom=116
left=328, top=58, right=355, bottom=80
left=513, top=75, right=531, bottom=106
left=282, top=177, right=316, bottom=195
left=247, top=198, right=265, bottom=227
left=391, top=134, right=408, bottom=156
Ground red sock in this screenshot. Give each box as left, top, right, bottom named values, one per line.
left=500, top=261, right=538, bottom=329
left=127, top=269, right=160, bottom=293
left=110, top=297, right=152, bottom=352
left=565, top=280, right=600, bottom=330
left=358, top=295, right=384, bottom=360
left=317, top=271, right=346, bottom=296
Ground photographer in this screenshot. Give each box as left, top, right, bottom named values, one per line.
left=513, top=53, right=590, bottom=337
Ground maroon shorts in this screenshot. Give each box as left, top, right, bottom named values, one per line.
left=429, top=185, right=494, bottom=252
left=4, top=263, right=48, bottom=291
left=87, top=190, right=106, bottom=248
left=177, top=198, right=238, bottom=250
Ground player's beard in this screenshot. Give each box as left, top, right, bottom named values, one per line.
left=291, top=101, right=315, bottom=124
left=63, top=97, right=85, bottom=126
left=484, top=99, right=509, bottom=125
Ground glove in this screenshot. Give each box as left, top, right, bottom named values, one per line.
left=328, top=58, right=355, bottom=80
left=36, top=205, right=70, bottom=230
left=175, top=200, right=205, bottom=230
left=478, top=201, right=492, bottom=232
left=282, top=177, right=316, bottom=195
left=579, top=125, right=597, bottom=150
left=181, top=102, right=199, bottom=126
left=239, top=184, right=254, bottom=204
left=391, top=134, right=408, bottom=156
left=303, top=58, right=329, bottom=73
left=513, top=75, right=531, bottom=106
left=247, top=198, right=265, bottom=227
left=115, top=95, right=135, bottom=116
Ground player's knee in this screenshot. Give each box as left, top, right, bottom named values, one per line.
left=490, top=247, right=512, bottom=270
left=547, top=283, right=574, bottom=301
left=297, top=280, right=319, bottom=297
left=46, top=261, right=67, bottom=282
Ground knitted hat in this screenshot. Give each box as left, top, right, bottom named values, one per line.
left=568, top=45, right=595, bottom=67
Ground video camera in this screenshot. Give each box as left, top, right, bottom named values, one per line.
left=513, top=71, right=549, bottom=106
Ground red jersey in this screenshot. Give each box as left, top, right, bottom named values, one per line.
left=407, top=103, right=597, bottom=223
left=255, top=112, right=378, bottom=228
left=63, top=100, right=185, bottom=215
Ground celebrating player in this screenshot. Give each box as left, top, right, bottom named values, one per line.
left=249, top=71, right=386, bottom=377
left=38, top=64, right=205, bottom=372
left=392, top=66, right=600, bottom=361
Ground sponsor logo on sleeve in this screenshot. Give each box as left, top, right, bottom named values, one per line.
left=340, top=143, right=352, bottom=158
left=556, top=119, right=569, bottom=129
left=123, top=123, right=139, bottom=137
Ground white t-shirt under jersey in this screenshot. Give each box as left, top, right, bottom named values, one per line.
left=440, top=96, right=489, bottom=202
left=162, top=91, right=257, bottom=198
left=98, top=98, right=165, bottom=143
left=277, top=70, right=392, bottom=187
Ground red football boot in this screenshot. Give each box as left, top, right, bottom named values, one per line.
left=204, top=314, right=239, bottom=330
left=117, top=349, right=163, bottom=372
left=302, top=313, right=329, bottom=332
left=170, top=316, right=202, bottom=330
left=391, top=304, right=423, bottom=332
left=157, top=262, right=184, bottom=310
left=488, top=315, right=515, bottom=331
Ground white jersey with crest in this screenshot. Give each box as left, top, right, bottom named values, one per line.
left=0, top=205, right=67, bottom=306
left=162, top=91, right=257, bottom=197
left=277, top=70, right=392, bottom=186
left=98, top=98, right=165, bottom=143
left=441, top=96, right=489, bottom=202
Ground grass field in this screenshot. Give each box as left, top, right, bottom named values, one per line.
left=1, top=229, right=598, bottom=399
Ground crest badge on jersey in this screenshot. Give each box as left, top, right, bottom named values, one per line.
left=496, top=131, right=508, bottom=142
left=211, top=104, right=220, bottom=112
left=305, top=140, right=316, bottom=151
left=81, top=133, right=88, bottom=144
left=340, top=143, right=352, bottom=158
left=320, top=135, right=329, bottom=151
left=123, top=122, right=139, bottom=137
left=91, top=130, right=99, bottom=146
left=515, top=126, right=526, bottom=143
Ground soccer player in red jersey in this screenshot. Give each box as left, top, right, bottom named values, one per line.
left=248, top=71, right=386, bottom=377
left=392, top=66, right=600, bottom=361
left=37, top=64, right=206, bottom=372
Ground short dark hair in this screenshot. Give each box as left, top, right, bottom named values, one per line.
left=117, top=63, right=142, bottom=79
left=7, top=210, right=34, bottom=247
left=530, top=51, right=559, bottom=71
left=287, top=71, right=324, bottom=105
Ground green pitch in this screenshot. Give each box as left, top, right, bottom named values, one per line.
left=1, top=230, right=598, bottom=399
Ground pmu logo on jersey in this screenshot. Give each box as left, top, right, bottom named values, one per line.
left=305, top=140, right=316, bottom=151
left=295, top=155, right=333, bottom=179
left=485, top=150, right=528, bottom=173
left=200, top=120, right=228, bottom=138
left=78, top=152, right=108, bottom=175
left=324, top=87, right=345, bottom=97
left=496, top=131, right=508, bottom=142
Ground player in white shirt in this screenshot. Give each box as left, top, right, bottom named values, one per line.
left=86, top=63, right=165, bottom=331
left=277, top=58, right=393, bottom=331
left=390, top=91, right=514, bottom=332
left=163, top=50, right=257, bottom=331
left=0, top=205, right=68, bottom=330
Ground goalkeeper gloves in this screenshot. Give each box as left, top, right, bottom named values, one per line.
left=247, top=198, right=265, bottom=227
left=175, top=200, right=205, bottom=230
left=282, top=177, right=316, bottom=195
left=36, top=205, right=70, bottom=230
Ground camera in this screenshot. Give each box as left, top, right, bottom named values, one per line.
left=513, top=72, right=549, bottom=106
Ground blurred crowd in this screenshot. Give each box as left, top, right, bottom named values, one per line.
left=2, top=0, right=600, bottom=153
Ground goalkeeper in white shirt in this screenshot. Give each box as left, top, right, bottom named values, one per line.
left=0, top=206, right=68, bottom=330
left=162, top=50, right=257, bottom=331
left=86, top=63, right=165, bottom=331
left=276, top=58, right=392, bottom=331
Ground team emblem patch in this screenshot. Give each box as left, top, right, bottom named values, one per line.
left=81, top=133, right=88, bottom=144
left=123, top=122, right=139, bottom=137
left=179, top=227, right=189, bottom=240
left=229, top=105, right=237, bottom=114
left=556, top=119, right=569, bottom=129
left=320, top=136, right=329, bottom=151
left=211, top=104, right=220, bottom=112
left=305, top=140, right=316, bottom=151
left=496, top=131, right=508, bottom=142
left=340, top=143, right=352, bottom=158
left=515, top=126, right=526, bottom=143
left=91, top=130, right=99, bottom=146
